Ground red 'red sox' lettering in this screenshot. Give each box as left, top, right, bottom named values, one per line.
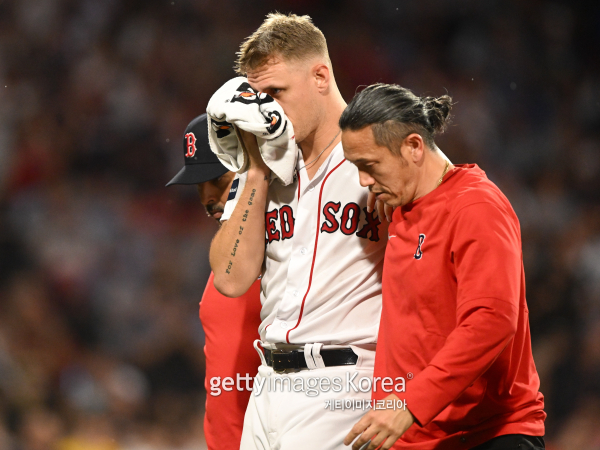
left=265, top=209, right=280, bottom=244
left=340, top=202, right=360, bottom=235
left=280, top=205, right=294, bottom=240
left=265, top=203, right=381, bottom=243
left=321, top=202, right=341, bottom=233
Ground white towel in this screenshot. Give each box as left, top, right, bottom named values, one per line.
left=206, top=77, right=297, bottom=186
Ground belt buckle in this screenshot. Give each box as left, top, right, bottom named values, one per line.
left=271, top=349, right=300, bottom=373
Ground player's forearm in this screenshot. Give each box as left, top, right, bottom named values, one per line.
left=210, top=168, right=269, bottom=297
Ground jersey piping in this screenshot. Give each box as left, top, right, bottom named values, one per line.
left=285, top=159, right=347, bottom=343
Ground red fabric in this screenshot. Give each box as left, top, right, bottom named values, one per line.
left=374, top=164, right=545, bottom=450
left=200, top=273, right=262, bottom=450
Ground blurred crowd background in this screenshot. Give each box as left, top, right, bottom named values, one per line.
left=0, top=0, right=598, bottom=448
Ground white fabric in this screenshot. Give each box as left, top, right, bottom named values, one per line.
left=222, top=143, right=388, bottom=345
left=222, top=170, right=246, bottom=220
left=240, top=346, right=375, bottom=450
left=253, top=340, right=267, bottom=367
left=303, top=344, right=317, bottom=370
left=206, top=76, right=297, bottom=186
left=311, top=343, right=326, bottom=370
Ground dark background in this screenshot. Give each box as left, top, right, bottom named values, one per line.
left=0, top=0, right=599, bottom=448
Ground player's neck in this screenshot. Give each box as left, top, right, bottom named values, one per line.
left=299, top=97, right=346, bottom=180
left=299, top=124, right=341, bottom=180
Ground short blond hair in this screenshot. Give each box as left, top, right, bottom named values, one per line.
left=235, top=13, right=330, bottom=75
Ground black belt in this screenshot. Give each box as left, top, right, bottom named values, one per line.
left=263, top=348, right=358, bottom=373
left=470, top=434, right=545, bottom=449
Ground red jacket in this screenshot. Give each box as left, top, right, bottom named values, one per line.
left=200, top=273, right=262, bottom=450
left=374, top=164, right=545, bottom=449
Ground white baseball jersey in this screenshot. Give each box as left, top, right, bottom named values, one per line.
left=222, top=142, right=388, bottom=345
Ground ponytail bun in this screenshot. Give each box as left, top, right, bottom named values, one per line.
left=423, top=95, right=453, bottom=134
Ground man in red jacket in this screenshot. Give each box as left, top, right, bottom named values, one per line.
left=167, top=114, right=262, bottom=450
left=339, top=84, right=546, bottom=450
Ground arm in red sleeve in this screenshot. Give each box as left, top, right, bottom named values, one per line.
left=403, top=201, right=522, bottom=426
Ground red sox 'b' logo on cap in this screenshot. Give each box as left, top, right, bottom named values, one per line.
left=184, top=132, right=197, bottom=158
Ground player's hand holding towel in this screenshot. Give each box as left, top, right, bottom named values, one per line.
left=207, top=77, right=297, bottom=186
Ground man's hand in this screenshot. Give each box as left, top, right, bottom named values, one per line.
left=238, top=128, right=271, bottom=176
left=366, top=191, right=393, bottom=223
left=344, top=394, right=415, bottom=450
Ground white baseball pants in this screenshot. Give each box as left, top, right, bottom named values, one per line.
left=239, top=344, right=375, bottom=450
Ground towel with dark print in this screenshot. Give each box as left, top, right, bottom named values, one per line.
left=207, top=77, right=297, bottom=186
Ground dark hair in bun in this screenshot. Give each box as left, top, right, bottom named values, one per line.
left=340, top=83, right=453, bottom=152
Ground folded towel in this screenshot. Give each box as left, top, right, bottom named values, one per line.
left=206, top=77, right=297, bottom=186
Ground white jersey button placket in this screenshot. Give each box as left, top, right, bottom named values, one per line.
left=271, top=148, right=340, bottom=342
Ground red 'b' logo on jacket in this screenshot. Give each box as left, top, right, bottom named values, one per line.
left=184, top=133, right=197, bottom=157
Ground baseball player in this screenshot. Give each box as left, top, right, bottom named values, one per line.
left=340, top=84, right=546, bottom=449
left=166, top=113, right=262, bottom=450
left=209, top=13, right=388, bottom=450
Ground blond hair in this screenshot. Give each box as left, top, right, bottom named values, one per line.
left=235, top=13, right=330, bottom=75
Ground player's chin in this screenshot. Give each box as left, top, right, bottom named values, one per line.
left=376, top=192, right=393, bottom=204
left=377, top=193, right=400, bottom=209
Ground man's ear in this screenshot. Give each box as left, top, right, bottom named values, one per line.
left=403, top=133, right=425, bottom=163
left=313, top=63, right=331, bottom=93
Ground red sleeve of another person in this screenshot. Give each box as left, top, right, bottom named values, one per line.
left=200, top=272, right=262, bottom=450
left=403, top=202, right=522, bottom=426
